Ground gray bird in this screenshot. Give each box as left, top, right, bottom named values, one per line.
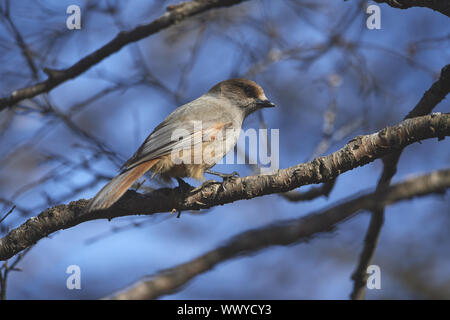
left=88, top=78, right=275, bottom=212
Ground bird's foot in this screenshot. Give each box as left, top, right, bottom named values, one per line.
left=170, top=208, right=182, bottom=218
left=205, top=170, right=240, bottom=192
left=205, top=170, right=240, bottom=182
left=191, top=179, right=221, bottom=193
left=175, top=177, right=192, bottom=192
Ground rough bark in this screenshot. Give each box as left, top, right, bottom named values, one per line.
left=0, top=112, right=448, bottom=261
left=0, top=0, right=248, bottom=110
left=107, top=169, right=450, bottom=300
left=373, top=0, right=450, bottom=17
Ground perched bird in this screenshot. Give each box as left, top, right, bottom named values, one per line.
left=87, top=78, right=275, bottom=212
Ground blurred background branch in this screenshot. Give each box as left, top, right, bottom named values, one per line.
left=107, top=169, right=450, bottom=299
left=350, top=63, right=450, bottom=300
left=0, top=0, right=448, bottom=299
left=372, top=0, right=450, bottom=18
left=1, top=112, right=448, bottom=261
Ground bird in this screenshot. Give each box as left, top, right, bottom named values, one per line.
left=87, top=78, right=275, bottom=212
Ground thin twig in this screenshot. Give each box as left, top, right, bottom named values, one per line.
left=0, top=113, right=448, bottom=261
left=350, top=64, right=450, bottom=300
left=107, top=169, right=450, bottom=299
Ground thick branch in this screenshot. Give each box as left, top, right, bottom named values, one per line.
left=0, top=113, right=448, bottom=261
left=350, top=64, right=450, bottom=300
left=0, top=0, right=247, bottom=110
left=106, top=169, right=450, bottom=299
left=373, top=0, right=450, bottom=17
left=281, top=180, right=336, bottom=202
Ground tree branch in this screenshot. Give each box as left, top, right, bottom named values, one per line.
left=373, top=0, right=450, bottom=17
left=106, top=168, right=450, bottom=299
left=281, top=180, right=336, bottom=202
left=0, top=113, right=448, bottom=261
left=350, top=64, right=450, bottom=300
left=0, top=0, right=248, bottom=110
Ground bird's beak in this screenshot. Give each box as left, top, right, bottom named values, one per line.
left=256, top=99, right=276, bottom=108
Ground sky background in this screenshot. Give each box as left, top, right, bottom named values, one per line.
left=0, top=0, right=449, bottom=299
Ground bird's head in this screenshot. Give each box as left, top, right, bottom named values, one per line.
left=208, top=78, right=275, bottom=116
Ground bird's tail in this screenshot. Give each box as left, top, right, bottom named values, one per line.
left=87, top=159, right=159, bottom=212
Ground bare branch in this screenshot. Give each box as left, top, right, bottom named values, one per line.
left=0, top=247, right=32, bottom=300
left=0, top=4, right=39, bottom=80
left=0, top=206, right=15, bottom=225
left=0, top=113, right=448, bottom=261
left=0, top=0, right=248, bottom=111
left=372, top=0, right=450, bottom=18
left=281, top=180, right=336, bottom=202
left=350, top=64, right=450, bottom=300
left=106, top=168, right=450, bottom=299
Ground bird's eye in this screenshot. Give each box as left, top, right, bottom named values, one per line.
left=243, top=86, right=257, bottom=98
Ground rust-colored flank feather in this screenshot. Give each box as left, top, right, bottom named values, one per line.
left=87, top=159, right=159, bottom=212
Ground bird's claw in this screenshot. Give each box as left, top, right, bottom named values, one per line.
left=222, top=171, right=240, bottom=182
left=176, top=177, right=192, bottom=192
left=205, top=170, right=240, bottom=182
left=191, top=179, right=221, bottom=192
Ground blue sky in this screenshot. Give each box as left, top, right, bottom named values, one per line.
left=0, top=0, right=449, bottom=299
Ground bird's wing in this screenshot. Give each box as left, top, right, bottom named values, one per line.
left=121, top=97, right=236, bottom=171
